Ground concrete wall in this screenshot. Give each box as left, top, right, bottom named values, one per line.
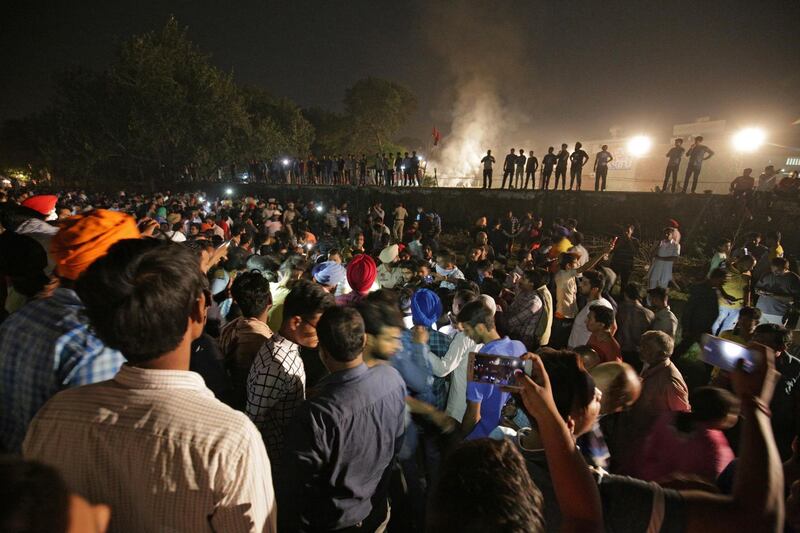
left=198, top=184, right=800, bottom=254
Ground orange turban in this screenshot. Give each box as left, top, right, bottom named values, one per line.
left=50, top=209, right=140, bottom=280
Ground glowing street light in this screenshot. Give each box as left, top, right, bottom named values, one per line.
left=282, top=158, right=290, bottom=166
left=732, top=127, right=766, bottom=153
left=225, top=188, right=233, bottom=196
left=626, top=135, right=652, bottom=157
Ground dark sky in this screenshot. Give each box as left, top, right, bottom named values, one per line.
left=3, top=0, right=799, bottom=146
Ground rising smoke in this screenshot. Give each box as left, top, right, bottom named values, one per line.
left=424, top=2, right=533, bottom=186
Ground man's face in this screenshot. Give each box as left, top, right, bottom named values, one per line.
left=401, top=267, right=414, bottom=283
left=468, top=248, right=482, bottom=262
left=371, top=326, right=402, bottom=359
left=579, top=278, right=593, bottom=296
left=356, top=235, right=365, bottom=247
left=738, top=316, right=758, bottom=335
left=585, top=311, right=602, bottom=333
left=417, top=265, right=430, bottom=279
left=293, top=313, right=323, bottom=348
left=572, top=387, right=602, bottom=438
left=461, top=323, right=481, bottom=343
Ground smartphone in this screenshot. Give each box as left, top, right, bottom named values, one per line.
left=467, top=352, right=533, bottom=390
left=610, top=236, right=618, bottom=248
left=700, top=334, right=756, bottom=373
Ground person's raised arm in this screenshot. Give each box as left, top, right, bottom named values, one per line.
left=516, top=355, right=603, bottom=532
left=577, top=241, right=615, bottom=275
left=682, top=343, right=784, bottom=532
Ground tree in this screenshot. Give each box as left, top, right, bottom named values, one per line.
left=343, top=77, right=416, bottom=154
left=242, top=86, right=313, bottom=158
left=302, top=106, right=347, bottom=156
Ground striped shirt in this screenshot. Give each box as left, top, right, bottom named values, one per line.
left=246, top=333, right=305, bottom=465
left=0, top=288, right=125, bottom=453
left=23, top=365, right=276, bottom=533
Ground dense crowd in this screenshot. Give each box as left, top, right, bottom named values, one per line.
left=1, top=186, right=799, bottom=532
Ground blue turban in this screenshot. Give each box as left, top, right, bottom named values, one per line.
left=312, top=261, right=346, bottom=287
left=411, top=288, right=443, bottom=327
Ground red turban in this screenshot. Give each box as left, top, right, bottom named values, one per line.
left=346, top=254, right=377, bottom=294
left=50, top=209, right=140, bottom=280
left=22, top=195, right=58, bottom=216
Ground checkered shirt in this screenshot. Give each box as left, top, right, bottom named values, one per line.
left=0, top=288, right=125, bottom=453
left=246, top=333, right=305, bottom=465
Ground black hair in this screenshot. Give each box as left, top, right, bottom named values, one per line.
left=0, top=458, right=70, bottom=533
left=709, top=267, right=728, bottom=280
left=737, top=306, right=762, bottom=321
left=317, top=306, right=365, bottom=362
left=355, top=296, right=404, bottom=336
left=523, top=268, right=549, bottom=288
left=231, top=271, right=272, bottom=318
left=753, top=323, right=790, bottom=351
left=589, top=305, right=615, bottom=329
left=223, top=246, right=251, bottom=271
left=537, top=351, right=595, bottom=422
left=623, top=282, right=643, bottom=301
left=456, top=300, right=495, bottom=330
left=76, top=239, right=208, bottom=363
left=771, top=257, right=789, bottom=269
left=427, top=438, right=544, bottom=533
left=570, top=231, right=583, bottom=245
left=675, top=387, right=739, bottom=433
left=282, top=279, right=335, bottom=322
left=647, top=286, right=668, bottom=301
left=582, top=269, right=604, bottom=290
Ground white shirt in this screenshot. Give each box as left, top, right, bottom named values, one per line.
left=555, top=269, right=579, bottom=318
left=23, top=365, right=276, bottom=533
left=568, top=297, right=613, bottom=348
left=424, top=331, right=480, bottom=422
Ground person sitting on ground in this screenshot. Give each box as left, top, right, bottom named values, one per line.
left=648, top=286, right=678, bottom=338
left=219, top=271, right=273, bottom=410
left=24, top=239, right=276, bottom=532
left=247, top=280, right=335, bottom=467
left=640, top=386, right=738, bottom=483
left=586, top=305, right=622, bottom=363
left=0, top=457, right=111, bottom=533
left=278, top=306, right=406, bottom=532
left=0, top=209, right=137, bottom=453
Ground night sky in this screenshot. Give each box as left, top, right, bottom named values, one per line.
left=3, top=0, right=799, bottom=146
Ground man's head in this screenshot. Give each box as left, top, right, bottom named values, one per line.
left=590, top=362, right=642, bottom=415
left=586, top=305, right=615, bottom=334
left=457, top=300, right=496, bottom=344
left=0, top=458, right=111, bottom=533
left=452, top=288, right=479, bottom=316
left=579, top=270, right=604, bottom=298
left=436, top=250, right=456, bottom=270
left=647, top=286, right=669, bottom=309
left=76, top=239, right=208, bottom=365
left=316, top=306, right=366, bottom=370
left=356, top=294, right=405, bottom=360
left=509, top=148, right=515, bottom=154
left=716, top=239, right=732, bottom=254
left=561, top=143, right=568, bottom=149
left=639, top=330, right=674, bottom=365
left=427, top=439, right=544, bottom=533
left=601, top=144, right=608, bottom=151
left=752, top=323, right=789, bottom=355
left=623, top=283, right=643, bottom=303
left=548, top=146, right=554, bottom=153
left=281, top=280, right=335, bottom=348
left=487, top=149, right=492, bottom=155
left=675, top=138, right=684, bottom=146
left=575, top=142, right=582, bottom=149
left=735, top=306, right=762, bottom=335
left=735, top=254, right=756, bottom=272
left=743, top=168, right=753, bottom=176
left=560, top=252, right=581, bottom=271
left=695, top=135, right=704, bottom=143
left=230, top=271, right=272, bottom=320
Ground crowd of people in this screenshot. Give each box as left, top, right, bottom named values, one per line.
left=1, top=185, right=799, bottom=532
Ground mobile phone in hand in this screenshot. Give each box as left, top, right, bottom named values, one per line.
left=467, top=352, right=533, bottom=390
left=700, top=334, right=755, bottom=373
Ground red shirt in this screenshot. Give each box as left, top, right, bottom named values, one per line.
left=588, top=332, right=622, bottom=363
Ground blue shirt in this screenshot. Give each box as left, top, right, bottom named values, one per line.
left=279, top=363, right=406, bottom=531
left=0, top=288, right=125, bottom=452
left=465, top=337, right=527, bottom=439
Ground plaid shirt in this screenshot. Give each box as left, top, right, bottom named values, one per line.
left=427, top=329, right=453, bottom=411
left=0, top=288, right=125, bottom=453
left=246, top=333, right=305, bottom=466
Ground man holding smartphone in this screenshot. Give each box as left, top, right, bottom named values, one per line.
left=458, top=301, right=526, bottom=439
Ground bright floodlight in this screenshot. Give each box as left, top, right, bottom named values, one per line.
left=315, top=205, right=323, bottom=213
left=225, top=188, right=233, bottom=195
left=732, top=127, right=766, bottom=153
left=282, top=158, right=290, bottom=166
left=627, top=135, right=652, bottom=157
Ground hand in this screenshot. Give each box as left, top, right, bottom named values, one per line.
left=514, top=354, right=559, bottom=420
left=431, top=411, right=458, bottom=434
left=731, top=342, right=779, bottom=405
left=412, top=325, right=429, bottom=345
left=138, top=217, right=159, bottom=237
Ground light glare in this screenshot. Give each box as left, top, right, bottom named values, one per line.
left=627, top=135, right=652, bottom=157
left=732, top=127, right=766, bottom=153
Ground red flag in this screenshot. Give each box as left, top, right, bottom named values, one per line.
left=432, top=127, right=441, bottom=146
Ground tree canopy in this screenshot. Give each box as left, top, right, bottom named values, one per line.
left=0, top=18, right=416, bottom=187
